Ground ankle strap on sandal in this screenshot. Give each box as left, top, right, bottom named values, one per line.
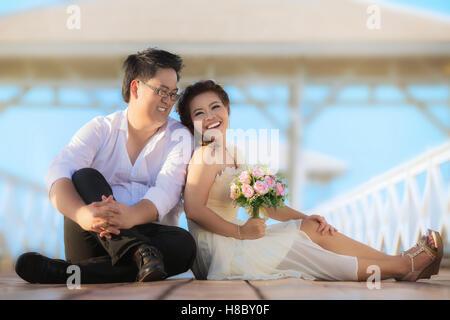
left=404, top=240, right=437, bottom=272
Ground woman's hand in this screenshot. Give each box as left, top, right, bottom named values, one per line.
left=239, top=218, right=266, bottom=240
left=306, top=215, right=337, bottom=236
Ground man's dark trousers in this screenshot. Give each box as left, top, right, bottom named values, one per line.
left=62, top=167, right=196, bottom=283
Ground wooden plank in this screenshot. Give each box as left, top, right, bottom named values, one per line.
left=2, top=269, right=449, bottom=300
left=0, top=272, right=191, bottom=300
left=0, top=283, right=95, bottom=300
left=0, top=272, right=69, bottom=299
left=0, top=272, right=26, bottom=285
left=163, top=280, right=260, bottom=300
left=250, top=269, right=450, bottom=300
left=71, top=279, right=192, bottom=300
left=0, top=272, right=128, bottom=300
left=249, top=278, right=347, bottom=300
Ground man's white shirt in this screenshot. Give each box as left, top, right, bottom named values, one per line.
left=45, top=108, right=194, bottom=227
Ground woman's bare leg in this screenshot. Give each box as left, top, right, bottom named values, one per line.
left=300, top=218, right=435, bottom=281
left=300, top=218, right=396, bottom=260
left=355, top=257, right=406, bottom=281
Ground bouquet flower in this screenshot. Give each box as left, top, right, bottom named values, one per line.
left=228, top=165, right=287, bottom=219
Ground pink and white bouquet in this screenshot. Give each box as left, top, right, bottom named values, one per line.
left=229, top=165, right=287, bottom=219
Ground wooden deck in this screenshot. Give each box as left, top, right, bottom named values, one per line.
left=1, top=268, right=450, bottom=300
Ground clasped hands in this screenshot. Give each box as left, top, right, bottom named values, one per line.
left=77, top=195, right=133, bottom=239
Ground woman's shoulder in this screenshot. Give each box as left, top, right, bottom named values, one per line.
left=191, top=143, right=226, bottom=160
left=191, top=144, right=212, bottom=160
left=189, top=143, right=246, bottom=173
left=186, top=146, right=224, bottom=186
left=189, top=145, right=222, bottom=170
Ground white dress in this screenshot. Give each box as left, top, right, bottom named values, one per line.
left=187, top=160, right=359, bottom=281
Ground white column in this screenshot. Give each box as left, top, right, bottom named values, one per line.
left=287, top=66, right=305, bottom=210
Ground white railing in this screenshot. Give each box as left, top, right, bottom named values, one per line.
left=0, top=170, right=64, bottom=267
left=312, top=142, right=450, bottom=257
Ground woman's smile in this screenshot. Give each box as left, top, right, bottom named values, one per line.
left=205, top=120, right=222, bottom=130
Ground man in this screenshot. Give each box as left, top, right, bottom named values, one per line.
left=15, top=48, right=196, bottom=284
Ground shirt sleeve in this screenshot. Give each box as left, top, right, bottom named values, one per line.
left=142, top=127, right=193, bottom=222
left=44, top=116, right=107, bottom=194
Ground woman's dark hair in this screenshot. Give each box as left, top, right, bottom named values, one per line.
left=176, top=80, right=230, bottom=137
left=121, top=48, right=184, bottom=103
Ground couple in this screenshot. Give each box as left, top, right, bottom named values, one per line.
left=15, top=48, right=443, bottom=284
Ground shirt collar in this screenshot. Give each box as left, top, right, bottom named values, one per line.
left=119, top=108, right=128, bottom=132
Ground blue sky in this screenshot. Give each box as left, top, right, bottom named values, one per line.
left=378, top=0, right=450, bottom=14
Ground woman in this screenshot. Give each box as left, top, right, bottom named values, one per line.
left=176, top=80, right=443, bottom=282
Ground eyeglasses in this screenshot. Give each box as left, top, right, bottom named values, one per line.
left=139, top=80, right=180, bottom=102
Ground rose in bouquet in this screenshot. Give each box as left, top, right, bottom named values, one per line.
left=228, top=165, right=287, bottom=219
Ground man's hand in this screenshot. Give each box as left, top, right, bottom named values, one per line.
left=91, top=195, right=136, bottom=238
left=75, top=198, right=122, bottom=239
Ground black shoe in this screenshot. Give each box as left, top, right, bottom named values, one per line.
left=15, top=252, right=70, bottom=284
left=134, top=245, right=167, bottom=282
